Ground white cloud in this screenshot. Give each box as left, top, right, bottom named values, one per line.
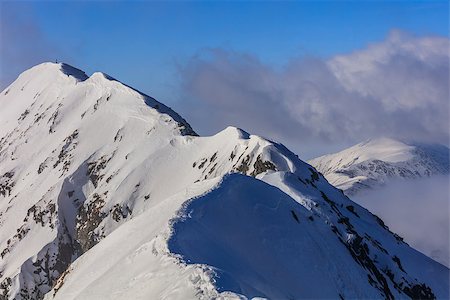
left=176, top=31, right=449, bottom=158
left=329, top=30, right=449, bottom=111
left=354, top=176, right=450, bottom=267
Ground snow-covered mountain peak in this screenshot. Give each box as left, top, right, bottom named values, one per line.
left=59, top=63, right=89, bottom=81
left=13, top=62, right=88, bottom=85
left=89, top=71, right=115, bottom=81
left=0, top=63, right=448, bottom=299
left=1, top=61, right=196, bottom=138
left=309, top=137, right=449, bottom=195
left=219, top=126, right=251, bottom=140
left=314, top=137, right=415, bottom=171
left=358, top=137, right=415, bottom=162
left=86, top=71, right=132, bottom=88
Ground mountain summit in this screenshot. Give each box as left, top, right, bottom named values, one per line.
left=0, top=63, right=448, bottom=299
left=309, top=137, right=449, bottom=196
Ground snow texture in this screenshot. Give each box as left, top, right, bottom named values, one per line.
left=309, top=137, right=449, bottom=196
left=0, top=63, right=448, bottom=300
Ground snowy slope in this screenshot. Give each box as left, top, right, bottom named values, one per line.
left=308, top=137, right=449, bottom=195
left=0, top=63, right=448, bottom=299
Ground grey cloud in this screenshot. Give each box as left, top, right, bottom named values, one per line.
left=175, top=49, right=309, bottom=158
left=176, top=31, right=449, bottom=158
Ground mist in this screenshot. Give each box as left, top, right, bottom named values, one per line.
left=354, top=175, right=450, bottom=267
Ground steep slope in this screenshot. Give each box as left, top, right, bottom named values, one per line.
left=308, top=137, right=449, bottom=195
left=0, top=63, right=448, bottom=299
left=46, top=173, right=449, bottom=300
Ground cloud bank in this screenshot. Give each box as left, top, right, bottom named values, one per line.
left=354, top=175, right=450, bottom=267
left=177, top=31, right=449, bottom=158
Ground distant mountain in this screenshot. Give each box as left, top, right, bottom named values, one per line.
left=0, top=63, right=448, bottom=299
left=309, top=137, right=449, bottom=196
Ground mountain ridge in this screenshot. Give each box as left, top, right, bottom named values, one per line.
left=0, top=63, right=448, bottom=299
left=309, top=137, right=449, bottom=195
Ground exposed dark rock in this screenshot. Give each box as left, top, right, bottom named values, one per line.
left=320, top=191, right=343, bottom=218
left=236, top=154, right=251, bottom=174
left=25, top=203, right=57, bottom=227
left=0, top=171, right=15, bottom=197
left=208, top=163, right=217, bottom=175
left=365, top=234, right=389, bottom=255
left=38, top=161, right=47, bottom=174
left=304, top=177, right=317, bottom=188
left=113, top=129, right=123, bottom=142
left=0, top=277, right=11, bottom=300
left=48, top=103, right=63, bottom=133
left=53, top=130, right=79, bottom=174
left=110, top=204, right=132, bottom=222
left=1, top=225, right=31, bottom=259
left=198, top=158, right=207, bottom=169
left=308, top=167, right=320, bottom=182
left=295, top=177, right=306, bottom=186
left=229, top=151, right=236, bottom=160
left=337, top=217, right=356, bottom=234
left=87, top=153, right=114, bottom=188
left=392, top=255, right=405, bottom=273
left=251, top=154, right=276, bottom=176
left=93, top=97, right=102, bottom=112
left=291, top=210, right=300, bottom=223
left=344, top=235, right=394, bottom=299
left=403, top=283, right=435, bottom=299
left=374, top=215, right=405, bottom=243
left=210, top=152, right=218, bottom=162
left=15, top=223, right=81, bottom=300
left=18, top=109, right=30, bottom=122
left=76, top=193, right=107, bottom=252
left=345, top=205, right=360, bottom=218
left=106, top=173, right=115, bottom=184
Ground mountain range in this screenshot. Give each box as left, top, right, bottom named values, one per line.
left=0, top=63, right=448, bottom=299
left=309, top=137, right=449, bottom=196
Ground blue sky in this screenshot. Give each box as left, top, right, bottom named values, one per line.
left=1, top=1, right=449, bottom=157
left=3, top=1, right=448, bottom=100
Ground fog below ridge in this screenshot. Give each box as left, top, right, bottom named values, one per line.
left=354, top=175, right=450, bottom=267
